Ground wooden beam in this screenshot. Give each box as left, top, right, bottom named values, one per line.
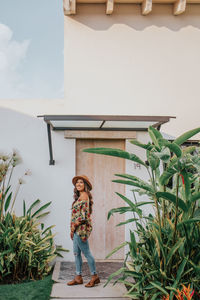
left=63, top=0, right=71, bottom=15
left=64, top=130, right=136, bottom=139
left=174, top=0, right=186, bottom=15
left=63, top=0, right=76, bottom=15
left=106, top=0, right=114, bottom=14
left=70, top=0, right=76, bottom=14
left=142, top=0, right=152, bottom=15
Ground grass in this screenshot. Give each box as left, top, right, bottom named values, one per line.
left=0, top=274, right=54, bottom=300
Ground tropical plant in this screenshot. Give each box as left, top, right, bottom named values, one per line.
left=83, top=127, right=200, bottom=300
left=0, top=151, right=68, bottom=283
left=163, top=284, right=194, bottom=300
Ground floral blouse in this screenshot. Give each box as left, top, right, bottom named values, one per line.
left=70, top=196, right=92, bottom=242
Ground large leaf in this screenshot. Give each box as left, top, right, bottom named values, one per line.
left=166, top=238, right=184, bottom=266
left=83, top=147, right=147, bottom=167
left=153, top=229, right=166, bottom=263
left=148, top=126, right=163, bottom=149
left=116, top=218, right=138, bottom=227
left=35, top=212, right=50, bottom=219
left=115, top=192, right=142, bottom=216
left=177, top=218, right=200, bottom=228
left=151, top=293, right=162, bottom=300
left=135, top=201, right=155, bottom=207
left=170, top=257, right=188, bottom=300
left=113, top=179, right=154, bottom=194
left=174, top=127, right=200, bottom=146
left=180, top=169, right=191, bottom=201
left=191, top=192, right=200, bottom=203
left=156, top=192, right=187, bottom=212
left=159, top=168, right=177, bottom=185
left=155, top=147, right=171, bottom=163
left=31, top=202, right=51, bottom=218
left=105, top=242, right=128, bottom=259
left=129, top=230, right=137, bottom=257
left=129, top=140, right=153, bottom=150
left=149, top=282, right=168, bottom=295
left=167, top=142, right=182, bottom=158
left=4, top=192, right=12, bottom=212
left=158, top=139, right=182, bottom=158
left=103, top=267, right=127, bottom=287
left=114, top=173, right=143, bottom=183
left=147, top=150, right=160, bottom=170
left=114, top=174, right=154, bottom=194
left=23, top=200, right=26, bottom=217
left=107, top=207, right=133, bottom=220
left=27, top=199, right=41, bottom=215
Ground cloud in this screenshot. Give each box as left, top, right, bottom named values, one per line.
left=0, top=24, right=30, bottom=98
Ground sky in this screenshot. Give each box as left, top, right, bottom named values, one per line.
left=0, top=0, right=64, bottom=99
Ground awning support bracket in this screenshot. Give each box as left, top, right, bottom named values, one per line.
left=47, top=123, right=55, bottom=165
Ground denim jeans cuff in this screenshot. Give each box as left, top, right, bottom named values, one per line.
left=76, top=272, right=82, bottom=275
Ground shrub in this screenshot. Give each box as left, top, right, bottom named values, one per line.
left=83, top=127, right=200, bottom=300
left=0, top=151, right=68, bottom=283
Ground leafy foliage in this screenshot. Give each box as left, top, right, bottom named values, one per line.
left=0, top=151, right=68, bottom=283
left=83, top=127, right=200, bottom=299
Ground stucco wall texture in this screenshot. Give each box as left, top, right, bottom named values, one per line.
left=64, top=4, right=200, bottom=138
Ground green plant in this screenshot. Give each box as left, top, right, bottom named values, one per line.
left=83, top=127, right=200, bottom=300
left=0, top=151, right=68, bottom=283
left=163, top=284, right=194, bottom=300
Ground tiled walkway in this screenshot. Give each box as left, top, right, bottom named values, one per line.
left=51, top=261, right=127, bottom=300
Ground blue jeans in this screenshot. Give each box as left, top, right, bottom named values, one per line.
left=73, top=232, right=97, bottom=275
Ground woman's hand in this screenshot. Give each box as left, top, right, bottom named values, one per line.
left=70, top=231, right=74, bottom=240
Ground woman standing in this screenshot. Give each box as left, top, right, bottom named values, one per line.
left=67, top=175, right=100, bottom=287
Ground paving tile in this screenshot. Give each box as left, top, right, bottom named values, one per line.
left=50, top=282, right=127, bottom=299
left=53, top=261, right=123, bottom=283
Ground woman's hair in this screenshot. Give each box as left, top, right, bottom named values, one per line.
left=72, top=180, right=93, bottom=214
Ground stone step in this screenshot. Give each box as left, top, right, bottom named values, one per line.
left=50, top=282, right=127, bottom=299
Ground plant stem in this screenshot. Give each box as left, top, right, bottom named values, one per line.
left=6, top=164, right=14, bottom=192
left=0, top=178, right=6, bottom=221
left=162, top=185, right=166, bottom=227
left=151, top=169, right=162, bottom=236
left=173, top=175, right=179, bottom=245
left=10, top=183, right=21, bottom=213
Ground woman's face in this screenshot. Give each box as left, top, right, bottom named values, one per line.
left=75, top=179, right=85, bottom=192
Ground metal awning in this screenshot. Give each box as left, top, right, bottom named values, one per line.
left=38, top=115, right=175, bottom=165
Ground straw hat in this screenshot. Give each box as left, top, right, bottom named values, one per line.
left=72, top=175, right=92, bottom=190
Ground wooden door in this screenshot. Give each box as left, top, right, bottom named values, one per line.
left=76, top=139, right=125, bottom=260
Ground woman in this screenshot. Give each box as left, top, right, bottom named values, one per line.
left=67, top=175, right=100, bottom=287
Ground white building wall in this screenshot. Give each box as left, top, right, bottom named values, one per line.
left=0, top=108, right=76, bottom=261
left=64, top=4, right=200, bottom=139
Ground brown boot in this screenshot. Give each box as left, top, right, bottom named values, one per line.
left=85, top=274, right=100, bottom=287
left=67, top=275, right=83, bottom=285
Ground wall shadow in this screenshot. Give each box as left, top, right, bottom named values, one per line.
left=67, top=4, right=200, bottom=31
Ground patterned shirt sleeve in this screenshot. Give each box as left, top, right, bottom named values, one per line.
left=70, top=197, right=92, bottom=242
left=78, top=199, right=89, bottom=223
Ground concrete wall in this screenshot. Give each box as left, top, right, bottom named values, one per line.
left=64, top=4, right=200, bottom=138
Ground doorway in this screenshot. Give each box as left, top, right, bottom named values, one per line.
left=76, top=139, right=125, bottom=260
